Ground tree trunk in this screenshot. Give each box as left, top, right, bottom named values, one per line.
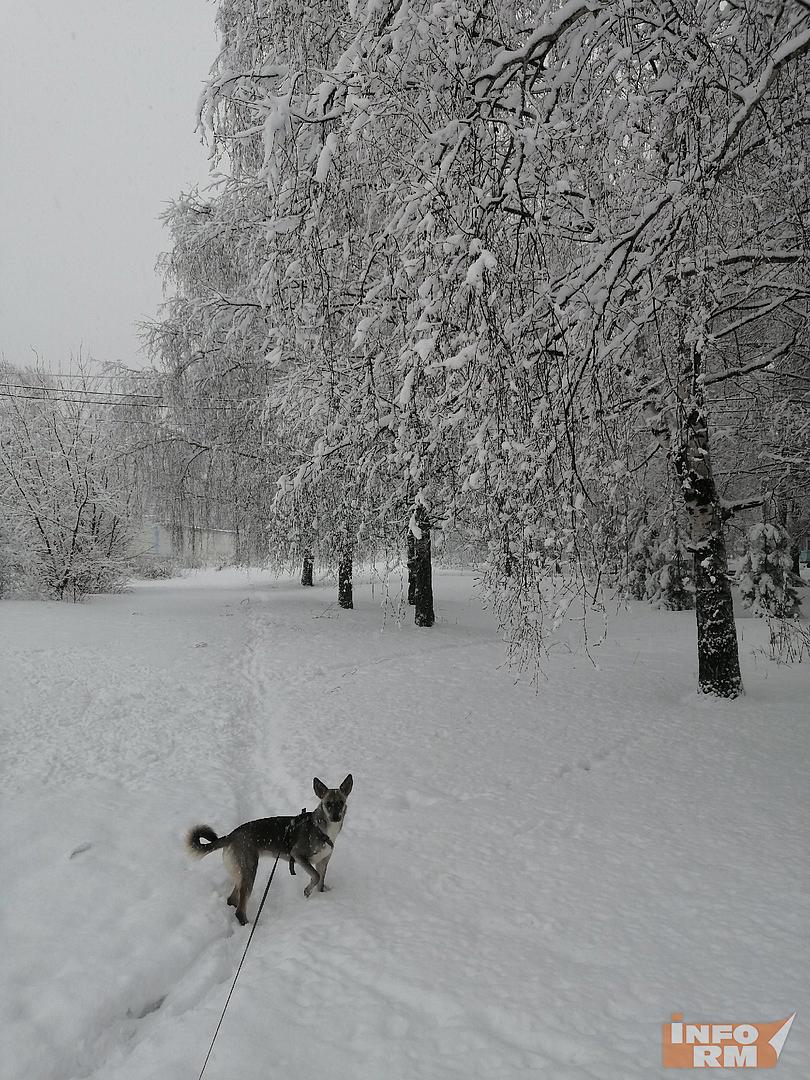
left=780, top=501, right=801, bottom=578
left=338, top=551, right=353, bottom=609
left=301, top=552, right=314, bottom=586
left=791, top=540, right=801, bottom=579
left=675, top=400, right=743, bottom=698
left=412, top=506, right=435, bottom=628
left=406, top=530, right=416, bottom=604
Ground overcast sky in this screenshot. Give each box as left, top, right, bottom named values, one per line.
left=0, top=0, right=218, bottom=371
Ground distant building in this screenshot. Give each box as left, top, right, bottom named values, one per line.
left=799, top=536, right=810, bottom=580
left=134, top=521, right=236, bottom=566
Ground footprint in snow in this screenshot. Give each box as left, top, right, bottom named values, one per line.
left=126, top=995, right=166, bottom=1020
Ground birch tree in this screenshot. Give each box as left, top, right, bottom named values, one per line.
left=278, top=0, right=808, bottom=695
left=158, top=0, right=808, bottom=694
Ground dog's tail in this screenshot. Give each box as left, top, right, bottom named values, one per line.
left=187, top=824, right=226, bottom=858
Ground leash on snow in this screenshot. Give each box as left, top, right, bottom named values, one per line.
left=196, top=850, right=281, bottom=1080
left=197, top=809, right=307, bottom=1080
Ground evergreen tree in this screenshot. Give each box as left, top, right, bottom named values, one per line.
left=647, top=529, right=695, bottom=612
left=738, top=523, right=800, bottom=618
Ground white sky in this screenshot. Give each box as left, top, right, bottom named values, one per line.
left=0, top=0, right=219, bottom=371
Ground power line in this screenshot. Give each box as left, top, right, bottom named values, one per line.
left=0, top=382, right=268, bottom=405
left=3, top=382, right=163, bottom=401
left=0, top=389, right=262, bottom=411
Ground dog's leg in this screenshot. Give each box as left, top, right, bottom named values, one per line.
left=294, top=857, right=322, bottom=898
left=315, top=853, right=332, bottom=892
left=288, top=857, right=296, bottom=876
left=223, top=846, right=241, bottom=911
left=234, top=852, right=258, bottom=925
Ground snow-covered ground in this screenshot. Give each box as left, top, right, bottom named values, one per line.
left=1, top=569, right=808, bottom=1079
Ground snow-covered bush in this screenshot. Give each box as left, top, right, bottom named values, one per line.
left=766, top=616, right=809, bottom=664
left=626, top=515, right=656, bottom=601
left=0, top=514, right=43, bottom=598
left=626, top=512, right=694, bottom=610
left=0, top=368, right=135, bottom=600
left=128, top=555, right=178, bottom=581
left=646, top=528, right=695, bottom=611
left=737, top=523, right=799, bottom=618
left=0, top=519, right=25, bottom=597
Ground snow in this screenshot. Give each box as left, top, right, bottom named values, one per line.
left=407, top=514, right=422, bottom=540
left=314, top=132, right=340, bottom=184
left=465, top=249, right=497, bottom=287
left=1, top=568, right=808, bottom=1080
left=398, top=365, right=417, bottom=408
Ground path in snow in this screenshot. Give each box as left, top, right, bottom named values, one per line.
left=1, top=569, right=807, bottom=1080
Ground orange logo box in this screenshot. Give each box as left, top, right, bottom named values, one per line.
left=663, top=1013, right=796, bottom=1068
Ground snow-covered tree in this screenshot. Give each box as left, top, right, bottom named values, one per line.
left=626, top=513, right=657, bottom=603
left=738, top=522, right=800, bottom=618
left=153, top=0, right=809, bottom=692
left=646, top=529, right=695, bottom=613
left=625, top=503, right=694, bottom=612
left=0, top=366, right=135, bottom=599
left=140, top=191, right=281, bottom=564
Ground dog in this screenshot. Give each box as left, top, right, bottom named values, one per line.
left=187, top=775, right=353, bottom=925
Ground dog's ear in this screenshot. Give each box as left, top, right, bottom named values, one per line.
left=340, top=773, right=353, bottom=796
left=313, top=777, right=328, bottom=799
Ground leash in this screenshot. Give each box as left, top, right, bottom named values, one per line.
left=197, top=809, right=308, bottom=1080
left=196, top=850, right=281, bottom=1080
